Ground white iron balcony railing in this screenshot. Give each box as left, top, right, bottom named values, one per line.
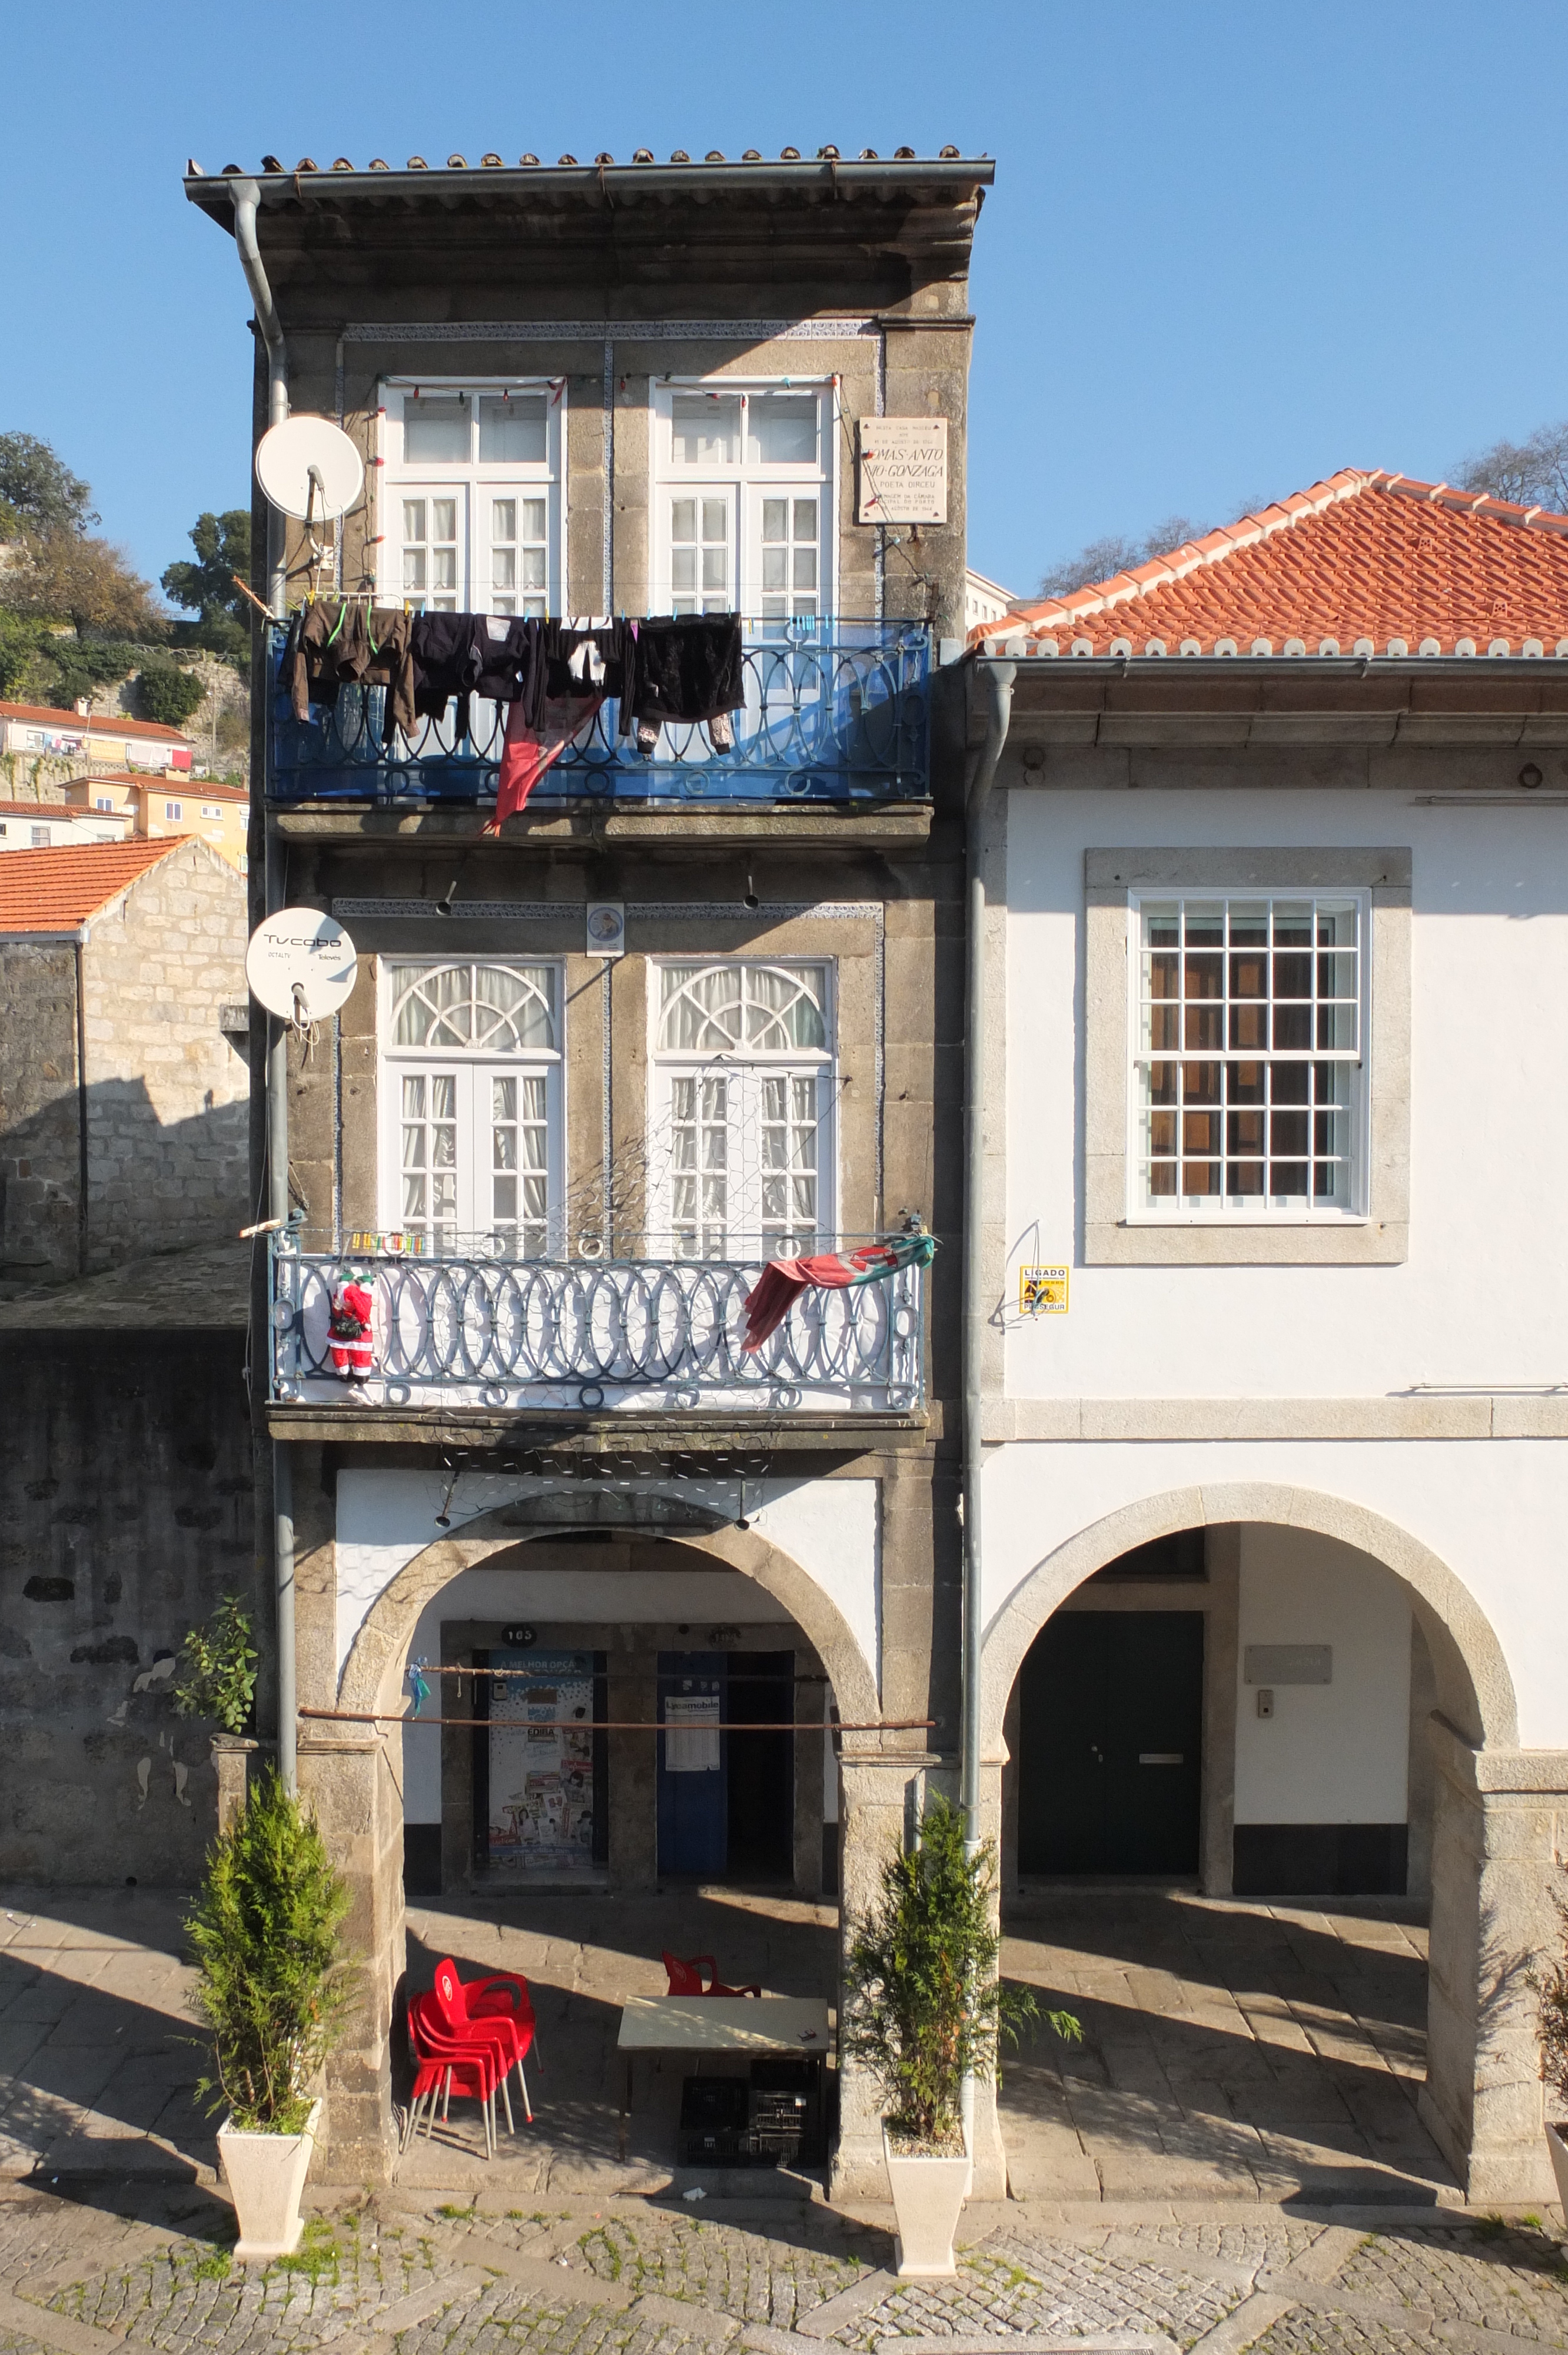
left=268, top=1238, right=925, bottom=1415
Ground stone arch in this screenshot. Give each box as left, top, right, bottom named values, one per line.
left=339, top=1507, right=882, bottom=1726
left=979, top=1480, right=1517, bottom=1754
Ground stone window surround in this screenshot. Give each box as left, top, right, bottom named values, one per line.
left=1085, top=847, right=1411, bottom=1265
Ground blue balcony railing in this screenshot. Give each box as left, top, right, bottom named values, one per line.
left=268, top=1239, right=925, bottom=1415
left=267, top=618, right=930, bottom=806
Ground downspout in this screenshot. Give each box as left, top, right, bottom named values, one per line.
left=230, top=175, right=297, bottom=1793
left=958, top=655, right=1014, bottom=2154
left=227, top=178, right=288, bottom=615
left=74, top=936, right=89, bottom=1277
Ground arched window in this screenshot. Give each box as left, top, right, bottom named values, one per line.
left=657, top=961, right=827, bottom=1054
left=652, top=960, right=835, bottom=1259
left=380, top=961, right=561, bottom=1256
left=388, top=962, right=556, bottom=1052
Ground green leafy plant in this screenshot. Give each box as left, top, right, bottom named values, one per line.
left=173, top=1594, right=258, bottom=1734
left=135, top=657, right=205, bottom=730
left=842, top=1793, right=1080, bottom=2150
left=186, top=1767, right=354, bottom=2132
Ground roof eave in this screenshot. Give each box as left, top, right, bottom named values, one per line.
left=183, top=155, right=995, bottom=233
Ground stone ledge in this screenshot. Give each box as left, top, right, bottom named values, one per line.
left=272, top=804, right=933, bottom=848
left=984, top=1395, right=1568, bottom=1442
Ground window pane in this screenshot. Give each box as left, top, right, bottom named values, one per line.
left=431, top=498, right=457, bottom=542
left=672, top=393, right=740, bottom=465
left=403, top=499, right=426, bottom=542
left=671, top=497, right=696, bottom=540
left=403, top=549, right=427, bottom=591
left=492, top=547, right=516, bottom=588
left=404, top=397, right=469, bottom=461
left=793, top=546, right=817, bottom=589
left=492, top=498, right=516, bottom=541
left=762, top=549, right=787, bottom=591
left=701, top=498, right=727, bottom=542
left=748, top=393, right=817, bottom=463
left=762, top=497, right=788, bottom=542
left=793, top=498, right=818, bottom=540
left=521, top=497, right=547, bottom=540
left=477, top=394, right=547, bottom=461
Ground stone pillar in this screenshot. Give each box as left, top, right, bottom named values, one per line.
left=793, top=1665, right=827, bottom=1899
left=1420, top=1720, right=1568, bottom=2204
left=828, top=1749, right=1008, bottom=2205
left=298, top=1725, right=402, bottom=2188
left=211, top=1735, right=258, bottom=1833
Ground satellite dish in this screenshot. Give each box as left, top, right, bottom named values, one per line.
left=255, top=415, right=364, bottom=522
left=246, top=910, right=358, bottom=1021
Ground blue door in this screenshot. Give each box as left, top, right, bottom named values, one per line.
left=657, top=1652, right=727, bottom=1878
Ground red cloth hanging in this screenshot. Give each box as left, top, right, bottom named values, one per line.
left=487, top=690, right=604, bottom=831
left=740, top=1243, right=908, bottom=1352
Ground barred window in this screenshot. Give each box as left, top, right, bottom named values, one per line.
left=1132, top=893, right=1366, bottom=1216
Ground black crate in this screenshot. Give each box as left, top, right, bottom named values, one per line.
left=679, top=2076, right=749, bottom=2131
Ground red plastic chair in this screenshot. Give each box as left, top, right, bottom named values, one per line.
left=404, top=2014, right=501, bottom=2157
left=662, top=1950, right=762, bottom=1998
left=411, top=1991, right=527, bottom=2133
left=426, top=1959, right=537, bottom=2120
left=436, top=1953, right=544, bottom=2068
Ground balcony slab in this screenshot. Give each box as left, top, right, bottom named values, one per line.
left=270, top=803, right=934, bottom=846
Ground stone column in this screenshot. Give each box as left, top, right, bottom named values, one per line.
left=298, top=1724, right=402, bottom=2188
left=210, top=1734, right=258, bottom=1833
left=828, top=1749, right=1009, bottom=2205
left=1420, top=1720, right=1568, bottom=2203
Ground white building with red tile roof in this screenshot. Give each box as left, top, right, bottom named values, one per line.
left=0, top=798, right=133, bottom=851
left=966, top=474, right=1568, bottom=2205
left=0, top=698, right=195, bottom=773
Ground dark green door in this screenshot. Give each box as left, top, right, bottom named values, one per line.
left=1017, top=1613, right=1204, bottom=1874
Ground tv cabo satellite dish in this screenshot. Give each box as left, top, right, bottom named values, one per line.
left=245, top=910, right=358, bottom=1022
left=254, top=414, right=364, bottom=522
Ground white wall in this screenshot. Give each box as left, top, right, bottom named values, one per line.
left=1234, top=1528, right=1410, bottom=1824
left=1004, top=787, right=1568, bottom=1399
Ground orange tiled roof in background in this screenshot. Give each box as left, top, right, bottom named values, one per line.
left=975, top=471, right=1568, bottom=656
left=0, top=840, right=188, bottom=934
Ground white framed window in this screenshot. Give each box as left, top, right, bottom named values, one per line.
left=652, top=382, right=833, bottom=620
left=378, top=960, right=563, bottom=1256
left=378, top=381, right=564, bottom=616
left=649, top=960, right=835, bottom=1258
left=1128, top=890, right=1368, bottom=1220
left=94, top=796, right=114, bottom=811
left=164, top=801, right=182, bottom=821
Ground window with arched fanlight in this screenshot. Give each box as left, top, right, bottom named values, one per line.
left=379, top=961, right=562, bottom=1256
left=650, top=960, right=835, bottom=1259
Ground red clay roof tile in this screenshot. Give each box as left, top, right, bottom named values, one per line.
left=0, top=840, right=191, bottom=934
left=0, top=699, right=195, bottom=744
left=975, top=470, right=1568, bottom=656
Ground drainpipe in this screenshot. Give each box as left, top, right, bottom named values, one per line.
left=73, top=936, right=89, bottom=1276
left=227, top=179, right=288, bottom=615
left=958, top=655, right=1014, bottom=2157
left=231, top=175, right=295, bottom=1792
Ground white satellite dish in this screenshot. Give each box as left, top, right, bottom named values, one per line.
left=255, top=415, right=364, bottom=522
left=245, top=910, right=358, bottom=1021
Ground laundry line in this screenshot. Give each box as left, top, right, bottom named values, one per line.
left=414, top=1664, right=831, bottom=1684
left=300, top=1706, right=932, bottom=1734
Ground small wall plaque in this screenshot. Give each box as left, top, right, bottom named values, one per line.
left=856, top=417, right=948, bottom=525
left=586, top=901, right=624, bottom=958
left=1244, top=1644, right=1332, bottom=1685
left=1020, top=1264, right=1069, bottom=1315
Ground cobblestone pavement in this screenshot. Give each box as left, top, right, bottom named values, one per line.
left=2, top=2182, right=1568, bottom=2355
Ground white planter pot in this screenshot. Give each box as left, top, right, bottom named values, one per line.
left=882, top=2126, right=969, bottom=2278
left=1547, top=2121, right=1568, bottom=2215
left=218, top=2099, right=322, bottom=2262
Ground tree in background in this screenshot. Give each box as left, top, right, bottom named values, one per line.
left=0, top=432, right=98, bottom=540
left=5, top=528, right=161, bottom=639
left=135, top=659, right=206, bottom=731
left=1455, top=421, right=1568, bottom=514
left=162, top=511, right=252, bottom=664
left=1035, top=512, right=1214, bottom=601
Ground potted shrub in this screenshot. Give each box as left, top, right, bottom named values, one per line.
left=842, top=1794, right=1079, bottom=2276
left=187, top=1768, right=353, bottom=2261
left=1531, top=1866, right=1568, bottom=2210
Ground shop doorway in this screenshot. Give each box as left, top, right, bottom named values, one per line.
left=657, top=1650, right=794, bottom=1882
left=1016, top=1611, right=1204, bottom=1875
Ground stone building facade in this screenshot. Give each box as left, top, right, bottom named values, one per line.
left=185, top=151, right=991, bottom=2194
left=0, top=837, right=250, bottom=1280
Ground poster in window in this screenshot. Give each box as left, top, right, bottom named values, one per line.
left=663, top=1691, right=722, bottom=1772
left=488, top=1649, right=596, bottom=1873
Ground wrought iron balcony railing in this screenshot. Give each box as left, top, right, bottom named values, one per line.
left=268, top=1239, right=925, bottom=1415
left=267, top=617, right=929, bottom=805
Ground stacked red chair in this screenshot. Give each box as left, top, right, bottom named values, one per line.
left=662, top=1951, right=762, bottom=1997
left=404, top=1957, right=539, bottom=2155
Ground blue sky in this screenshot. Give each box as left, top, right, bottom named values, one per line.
left=5, top=0, right=1568, bottom=605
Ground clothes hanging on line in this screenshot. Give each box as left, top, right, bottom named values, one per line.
left=281, top=603, right=413, bottom=727
left=629, top=614, right=744, bottom=728
left=740, top=1229, right=936, bottom=1352
left=490, top=687, right=605, bottom=830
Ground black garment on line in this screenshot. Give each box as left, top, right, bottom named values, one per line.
left=630, top=615, right=744, bottom=725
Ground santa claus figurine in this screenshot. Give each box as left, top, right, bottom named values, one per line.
left=328, top=1269, right=375, bottom=1380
